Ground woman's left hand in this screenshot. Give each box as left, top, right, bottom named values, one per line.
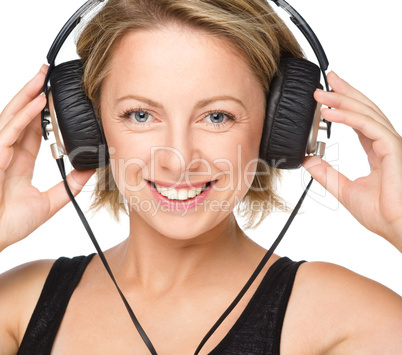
left=303, top=71, right=402, bottom=252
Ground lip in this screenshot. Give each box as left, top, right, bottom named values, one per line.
left=148, top=180, right=216, bottom=211
left=149, top=179, right=211, bottom=189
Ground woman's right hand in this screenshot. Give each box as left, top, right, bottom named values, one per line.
left=0, top=65, right=95, bottom=252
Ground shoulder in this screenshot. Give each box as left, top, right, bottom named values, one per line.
left=281, top=260, right=402, bottom=354
left=0, top=258, right=56, bottom=354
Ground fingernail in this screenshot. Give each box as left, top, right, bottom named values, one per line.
left=39, top=64, right=48, bottom=74
left=329, top=71, right=339, bottom=78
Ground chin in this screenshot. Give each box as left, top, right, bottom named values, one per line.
left=158, top=212, right=216, bottom=239
left=132, top=205, right=231, bottom=242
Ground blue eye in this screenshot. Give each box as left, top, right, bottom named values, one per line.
left=134, top=110, right=150, bottom=123
left=203, top=111, right=235, bottom=126
left=120, top=108, right=155, bottom=125
left=208, top=112, right=226, bottom=124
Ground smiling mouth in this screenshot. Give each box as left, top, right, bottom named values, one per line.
left=149, top=181, right=213, bottom=201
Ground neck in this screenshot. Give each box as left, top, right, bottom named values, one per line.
left=111, top=212, right=254, bottom=292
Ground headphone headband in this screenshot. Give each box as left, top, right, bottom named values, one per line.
left=46, top=0, right=329, bottom=79
left=46, top=0, right=105, bottom=66
left=270, top=0, right=329, bottom=90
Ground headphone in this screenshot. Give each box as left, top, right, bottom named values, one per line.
left=41, top=0, right=331, bottom=172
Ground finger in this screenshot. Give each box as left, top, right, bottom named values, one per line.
left=353, top=128, right=372, bottom=155
left=314, top=89, right=399, bottom=138
left=4, top=117, right=43, bottom=181
left=44, top=169, right=96, bottom=219
left=18, top=114, right=43, bottom=160
left=0, top=65, right=48, bottom=129
left=321, top=107, right=401, bottom=161
left=0, top=93, right=46, bottom=173
left=302, top=156, right=349, bottom=206
left=326, top=71, right=388, bottom=121
left=0, top=93, right=46, bottom=150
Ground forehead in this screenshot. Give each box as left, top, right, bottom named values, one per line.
left=104, top=25, right=264, bottom=103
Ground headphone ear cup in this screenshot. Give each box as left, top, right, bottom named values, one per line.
left=260, top=58, right=321, bottom=169
left=49, top=59, right=109, bottom=170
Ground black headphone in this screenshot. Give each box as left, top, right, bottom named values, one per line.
left=41, top=0, right=331, bottom=171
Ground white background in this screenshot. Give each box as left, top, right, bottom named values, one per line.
left=0, top=1, right=401, bottom=295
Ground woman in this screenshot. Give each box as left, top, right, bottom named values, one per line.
left=0, top=0, right=401, bottom=354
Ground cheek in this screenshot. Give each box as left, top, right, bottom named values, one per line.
left=238, top=115, right=265, bottom=173
left=239, top=119, right=265, bottom=193
left=238, top=145, right=260, bottom=196
left=209, top=124, right=263, bottom=195
left=103, top=124, right=154, bottom=194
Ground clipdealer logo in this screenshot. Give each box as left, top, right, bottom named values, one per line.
left=65, top=142, right=341, bottom=212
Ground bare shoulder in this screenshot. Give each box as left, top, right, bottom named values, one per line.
left=0, top=259, right=55, bottom=355
left=281, top=260, right=402, bottom=354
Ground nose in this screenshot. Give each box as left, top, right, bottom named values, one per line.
left=153, top=123, right=203, bottom=180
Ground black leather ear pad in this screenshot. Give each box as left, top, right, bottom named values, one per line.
left=49, top=60, right=109, bottom=170
left=259, top=58, right=321, bottom=169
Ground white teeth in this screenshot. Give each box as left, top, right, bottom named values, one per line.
left=178, top=189, right=188, bottom=200
left=153, top=183, right=208, bottom=200
left=168, top=190, right=177, bottom=200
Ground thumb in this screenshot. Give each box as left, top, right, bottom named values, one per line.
left=45, top=168, right=96, bottom=219
left=64, top=169, right=96, bottom=196
left=302, top=156, right=348, bottom=205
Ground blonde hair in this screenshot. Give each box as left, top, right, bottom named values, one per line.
left=76, top=0, right=304, bottom=228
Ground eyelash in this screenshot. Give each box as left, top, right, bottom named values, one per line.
left=202, top=110, right=236, bottom=129
left=119, top=107, right=154, bottom=127
left=118, top=108, right=237, bottom=128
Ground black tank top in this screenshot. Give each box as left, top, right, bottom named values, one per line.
left=18, top=254, right=305, bottom=354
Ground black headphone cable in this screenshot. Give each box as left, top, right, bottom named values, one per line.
left=55, top=157, right=314, bottom=355
left=55, top=158, right=158, bottom=355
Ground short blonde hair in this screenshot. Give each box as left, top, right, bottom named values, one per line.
left=76, top=0, right=304, bottom=228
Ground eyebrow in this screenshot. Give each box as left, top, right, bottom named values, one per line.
left=116, top=95, right=163, bottom=108
left=115, top=94, right=246, bottom=110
